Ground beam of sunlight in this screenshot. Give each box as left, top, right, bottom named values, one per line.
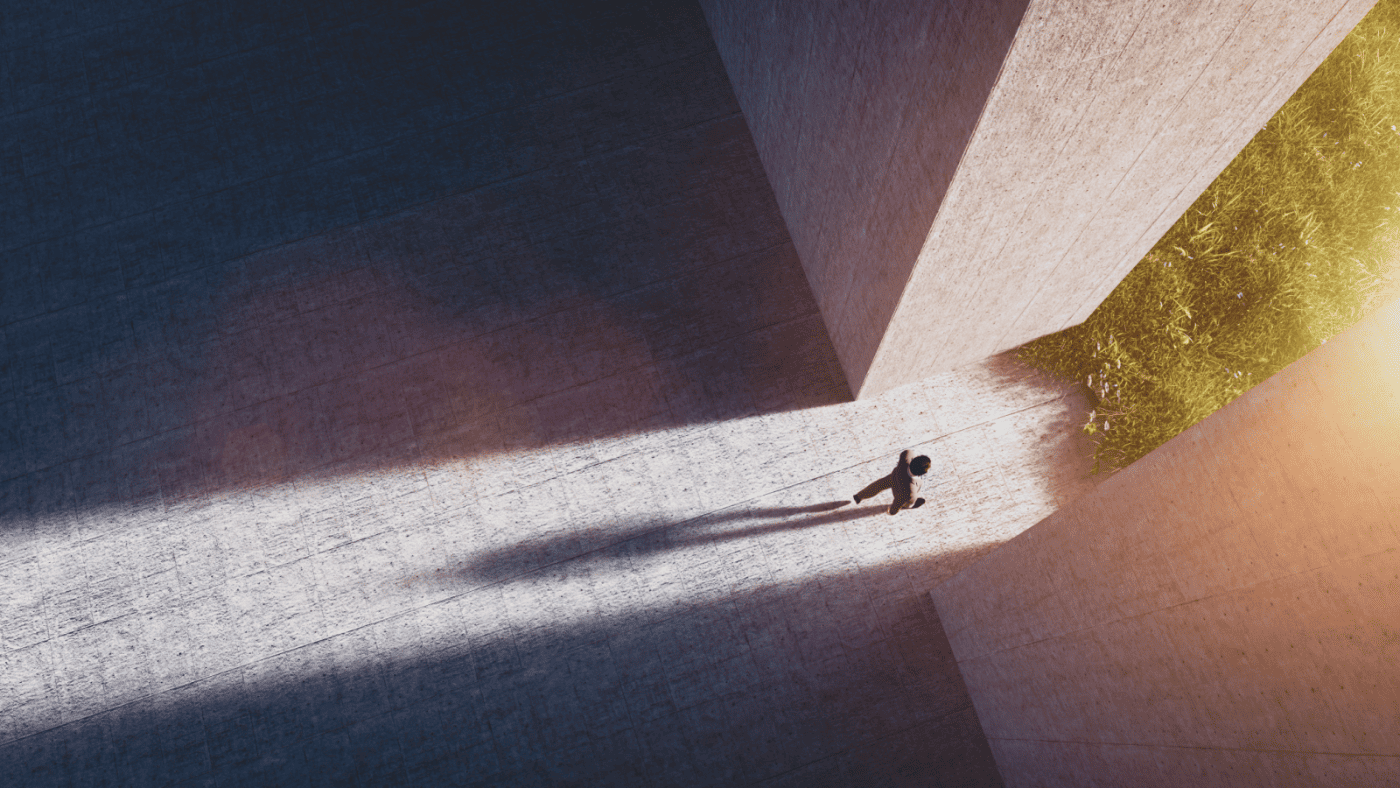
left=0, top=350, right=1094, bottom=746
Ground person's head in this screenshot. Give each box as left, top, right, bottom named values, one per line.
left=910, top=455, right=931, bottom=476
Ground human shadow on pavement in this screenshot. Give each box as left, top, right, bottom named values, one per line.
left=455, top=500, right=888, bottom=583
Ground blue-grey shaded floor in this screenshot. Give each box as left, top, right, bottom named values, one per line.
left=0, top=1, right=1105, bottom=785
left=2, top=0, right=831, bottom=510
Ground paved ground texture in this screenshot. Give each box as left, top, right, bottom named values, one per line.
left=0, top=1, right=1105, bottom=785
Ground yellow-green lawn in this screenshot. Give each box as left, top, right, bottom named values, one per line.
left=1016, top=0, right=1400, bottom=473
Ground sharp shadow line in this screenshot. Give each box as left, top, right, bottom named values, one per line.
left=0, top=0, right=852, bottom=525
left=0, top=549, right=1004, bottom=787
left=454, top=500, right=892, bottom=583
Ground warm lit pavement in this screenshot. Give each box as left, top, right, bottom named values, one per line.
left=0, top=1, right=1102, bottom=784
left=2, top=352, right=1099, bottom=786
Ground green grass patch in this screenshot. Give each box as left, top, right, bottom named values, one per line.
left=1015, top=0, right=1400, bottom=474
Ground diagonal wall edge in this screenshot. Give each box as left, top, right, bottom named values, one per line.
left=926, top=293, right=1400, bottom=786
left=697, top=0, right=1379, bottom=398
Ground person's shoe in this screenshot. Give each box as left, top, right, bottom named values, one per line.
left=853, top=494, right=862, bottom=504
left=912, top=498, right=926, bottom=509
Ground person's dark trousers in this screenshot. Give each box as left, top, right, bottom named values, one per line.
left=855, top=475, right=893, bottom=502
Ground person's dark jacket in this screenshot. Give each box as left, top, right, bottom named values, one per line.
left=889, top=449, right=923, bottom=515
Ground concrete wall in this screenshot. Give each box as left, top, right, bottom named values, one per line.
left=699, top=0, right=1378, bottom=397
left=929, top=295, right=1400, bottom=787
left=696, top=0, right=1030, bottom=397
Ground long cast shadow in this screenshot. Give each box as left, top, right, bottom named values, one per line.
left=0, top=0, right=852, bottom=524
left=456, top=500, right=886, bottom=583
left=0, top=547, right=1003, bottom=787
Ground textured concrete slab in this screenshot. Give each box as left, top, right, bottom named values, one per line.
left=699, top=0, right=1378, bottom=396
left=0, top=1, right=1103, bottom=785
left=0, top=354, right=1097, bottom=787
left=931, top=297, right=1400, bottom=786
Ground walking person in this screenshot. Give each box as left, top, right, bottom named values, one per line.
left=853, top=449, right=931, bottom=515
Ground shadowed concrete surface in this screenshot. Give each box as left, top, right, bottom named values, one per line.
left=933, top=297, right=1400, bottom=786
left=1, top=0, right=845, bottom=513
left=2, top=1, right=1102, bottom=785
left=699, top=0, right=1378, bottom=395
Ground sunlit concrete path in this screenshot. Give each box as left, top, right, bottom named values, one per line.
left=0, top=0, right=1102, bottom=785
left=2, top=358, right=1100, bottom=787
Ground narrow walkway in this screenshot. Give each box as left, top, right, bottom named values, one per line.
left=2, top=351, right=1100, bottom=787
left=0, top=1, right=1104, bottom=785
